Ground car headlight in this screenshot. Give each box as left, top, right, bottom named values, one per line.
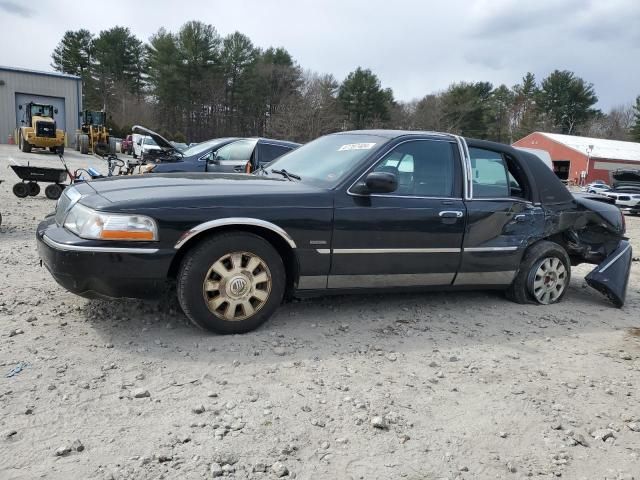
left=63, top=203, right=158, bottom=241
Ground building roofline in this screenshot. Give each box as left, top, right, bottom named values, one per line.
left=0, top=65, right=81, bottom=81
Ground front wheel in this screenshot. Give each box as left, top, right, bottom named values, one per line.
left=177, top=233, right=286, bottom=334
left=506, top=241, right=571, bottom=305
left=27, top=182, right=40, bottom=196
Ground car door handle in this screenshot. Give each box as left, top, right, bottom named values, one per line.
left=439, top=211, right=464, bottom=218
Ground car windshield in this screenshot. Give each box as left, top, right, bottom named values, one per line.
left=144, top=137, right=158, bottom=146
left=265, top=134, right=384, bottom=188
left=182, top=138, right=235, bottom=157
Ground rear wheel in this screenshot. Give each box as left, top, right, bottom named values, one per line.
left=80, top=134, right=89, bottom=154
left=20, top=133, right=31, bottom=153
left=27, top=182, right=40, bottom=196
left=506, top=241, right=571, bottom=305
left=177, top=233, right=286, bottom=334
left=13, top=183, right=28, bottom=198
left=45, top=184, right=63, bottom=200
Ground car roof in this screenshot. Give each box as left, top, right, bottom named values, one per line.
left=254, top=138, right=301, bottom=147
left=337, top=129, right=457, bottom=141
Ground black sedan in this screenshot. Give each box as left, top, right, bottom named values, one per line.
left=37, top=130, right=632, bottom=334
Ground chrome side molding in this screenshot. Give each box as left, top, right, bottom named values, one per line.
left=174, top=217, right=297, bottom=250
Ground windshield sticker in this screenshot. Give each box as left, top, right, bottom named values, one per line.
left=338, top=143, right=376, bottom=151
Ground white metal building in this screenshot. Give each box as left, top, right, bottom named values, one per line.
left=0, top=66, right=82, bottom=145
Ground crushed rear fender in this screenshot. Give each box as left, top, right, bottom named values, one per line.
left=585, top=240, right=632, bottom=307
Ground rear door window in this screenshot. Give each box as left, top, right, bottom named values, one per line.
left=260, top=144, right=292, bottom=165
left=469, top=148, right=528, bottom=199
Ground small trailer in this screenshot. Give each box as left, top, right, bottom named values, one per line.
left=10, top=164, right=69, bottom=200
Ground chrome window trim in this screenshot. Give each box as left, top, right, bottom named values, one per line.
left=42, top=234, right=159, bottom=254
left=174, top=217, right=296, bottom=250
left=454, top=135, right=472, bottom=200
left=346, top=138, right=463, bottom=200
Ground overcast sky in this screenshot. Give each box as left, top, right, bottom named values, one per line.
left=0, top=0, right=638, bottom=109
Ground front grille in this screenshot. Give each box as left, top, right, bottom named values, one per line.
left=36, top=121, right=56, bottom=138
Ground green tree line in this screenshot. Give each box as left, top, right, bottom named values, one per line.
left=51, top=22, right=640, bottom=143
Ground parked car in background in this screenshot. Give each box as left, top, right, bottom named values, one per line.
left=121, top=134, right=133, bottom=155
left=604, top=169, right=640, bottom=214
left=584, top=180, right=611, bottom=194
left=170, top=141, right=188, bottom=152
left=132, top=125, right=300, bottom=174
left=132, top=135, right=162, bottom=160
left=37, top=130, right=631, bottom=334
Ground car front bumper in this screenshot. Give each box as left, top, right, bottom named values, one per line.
left=585, top=240, right=632, bottom=307
left=36, top=217, right=175, bottom=299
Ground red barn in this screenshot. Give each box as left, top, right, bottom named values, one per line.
left=513, top=132, right=640, bottom=185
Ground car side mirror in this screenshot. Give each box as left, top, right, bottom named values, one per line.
left=353, top=171, right=398, bottom=194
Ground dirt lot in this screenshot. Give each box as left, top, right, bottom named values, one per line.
left=0, top=144, right=639, bottom=480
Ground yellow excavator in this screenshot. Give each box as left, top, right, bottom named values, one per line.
left=15, top=102, right=66, bottom=154
left=75, top=110, right=116, bottom=155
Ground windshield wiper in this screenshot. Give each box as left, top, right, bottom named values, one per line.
left=271, top=169, right=301, bottom=181
left=256, top=164, right=268, bottom=176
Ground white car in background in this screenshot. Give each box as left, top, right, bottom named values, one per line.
left=585, top=181, right=611, bottom=194
left=133, top=135, right=162, bottom=160
left=605, top=170, right=640, bottom=214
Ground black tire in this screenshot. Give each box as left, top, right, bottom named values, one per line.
left=20, top=133, right=31, bottom=153
left=13, top=183, right=28, bottom=198
left=177, top=232, right=286, bottom=334
left=80, top=134, right=89, bottom=155
left=506, top=240, right=571, bottom=305
left=27, top=182, right=40, bottom=196
left=75, top=134, right=80, bottom=151
left=132, top=151, right=138, bottom=159
left=45, top=184, right=63, bottom=200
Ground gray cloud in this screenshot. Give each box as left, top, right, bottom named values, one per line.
left=0, top=0, right=34, bottom=18
left=0, top=0, right=637, bottom=110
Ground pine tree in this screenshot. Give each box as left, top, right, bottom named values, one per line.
left=338, top=67, right=394, bottom=129
left=631, top=96, right=640, bottom=142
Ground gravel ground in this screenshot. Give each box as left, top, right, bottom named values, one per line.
left=0, top=144, right=639, bottom=480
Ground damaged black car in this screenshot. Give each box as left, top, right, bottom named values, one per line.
left=36, top=130, right=632, bottom=334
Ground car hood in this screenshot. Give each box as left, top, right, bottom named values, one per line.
left=132, top=125, right=174, bottom=150
left=610, top=170, right=640, bottom=191
left=78, top=173, right=330, bottom=210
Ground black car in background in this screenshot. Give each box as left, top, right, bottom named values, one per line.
left=37, top=130, right=631, bottom=334
left=132, top=126, right=300, bottom=174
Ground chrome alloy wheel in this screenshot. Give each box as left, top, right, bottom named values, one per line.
left=530, top=256, right=568, bottom=304
left=202, top=252, right=272, bottom=321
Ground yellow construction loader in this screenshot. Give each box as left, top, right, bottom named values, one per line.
left=75, top=110, right=116, bottom=155
left=15, top=102, right=66, bottom=154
